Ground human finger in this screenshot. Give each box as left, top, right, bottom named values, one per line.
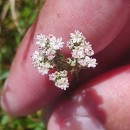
left=48, top=65, right=130, bottom=130
left=1, top=0, right=130, bottom=116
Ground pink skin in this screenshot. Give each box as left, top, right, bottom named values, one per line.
left=1, top=0, right=130, bottom=129
left=48, top=65, right=130, bottom=130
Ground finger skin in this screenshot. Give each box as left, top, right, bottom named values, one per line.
left=1, top=0, right=130, bottom=116
left=48, top=65, right=130, bottom=130
left=78, top=19, right=130, bottom=85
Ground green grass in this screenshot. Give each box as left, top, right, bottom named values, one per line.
left=0, top=0, right=46, bottom=129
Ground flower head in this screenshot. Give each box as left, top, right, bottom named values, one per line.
left=87, top=58, right=97, bottom=68
left=32, top=50, right=53, bottom=75
left=67, top=31, right=97, bottom=68
left=37, top=62, right=53, bottom=75
left=36, top=34, right=48, bottom=47
left=70, top=30, right=85, bottom=43
left=49, top=35, right=64, bottom=50
left=32, top=51, right=43, bottom=67
left=55, top=78, right=69, bottom=90
left=32, top=31, right=97, bottom=90
left=71, top=47, right=85, bottom=59
left=49, top=70, right=69, bottom=90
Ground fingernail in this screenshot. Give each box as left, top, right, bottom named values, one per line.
left=60, top=115, right=105, bottom=130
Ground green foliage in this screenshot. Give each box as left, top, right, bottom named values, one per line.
left=0, top=109, right=45, bottom=130
left=0, top=0, right=46, bottom=129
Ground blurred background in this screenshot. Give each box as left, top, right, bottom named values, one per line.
left=0, top=0, right=46, bottom=130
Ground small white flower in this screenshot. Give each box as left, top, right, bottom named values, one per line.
left=45, top=48, right=56, bottom=60
left=36, top=34, right=44, bottom=40
left=36, top=34, right=48, bottom=47
left=37, top=62, right=53, bottom=75
left=49, top=73, right=57, bottom=81
left=49, top=71, right=58, bottom=81
left=77, top=56, right=90, bottom=67
left=49, top=70, right=68, bottom=80
left=37, top=66, right=49, bottom=75
left=55, top=77, right=69, bottom=90
left=46, top=47, right=56, bottom=55
left=49, top=70, right=69, bottom=90
left=67, top=41, right=74, bottom=49
left=49, top=35, right=64, bottom=50
left=86, top=49, right=94, bottom=56
left=84, top=42, right=94, bottom=56
left=70, top=30, right=85, bottom=43
left=47, top=55, right=55, bottom=61
left=72, top=47, right=85, bottom=59
left=32, top=51, right=44, bottom=67
left=32, top=51, right=41, bottom=61
left=78, top=58, right=86, bottom=67
left=45, top=62, right=53, bottom=69
left=87, top=58, right=97, bottom=68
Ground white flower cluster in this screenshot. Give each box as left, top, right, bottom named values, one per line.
left=32, top=51, right=53, bottom=75
left=32, top=34, right=64, bottom=75
left=49, top=70, right=69, bottom=90
left=36, top=34, right=64, bottom=60
left=32, top=34, right=69, bottom=90
left=32, top=31, right=97, bottom=90
left=67, top=31, right=97, bottom=68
